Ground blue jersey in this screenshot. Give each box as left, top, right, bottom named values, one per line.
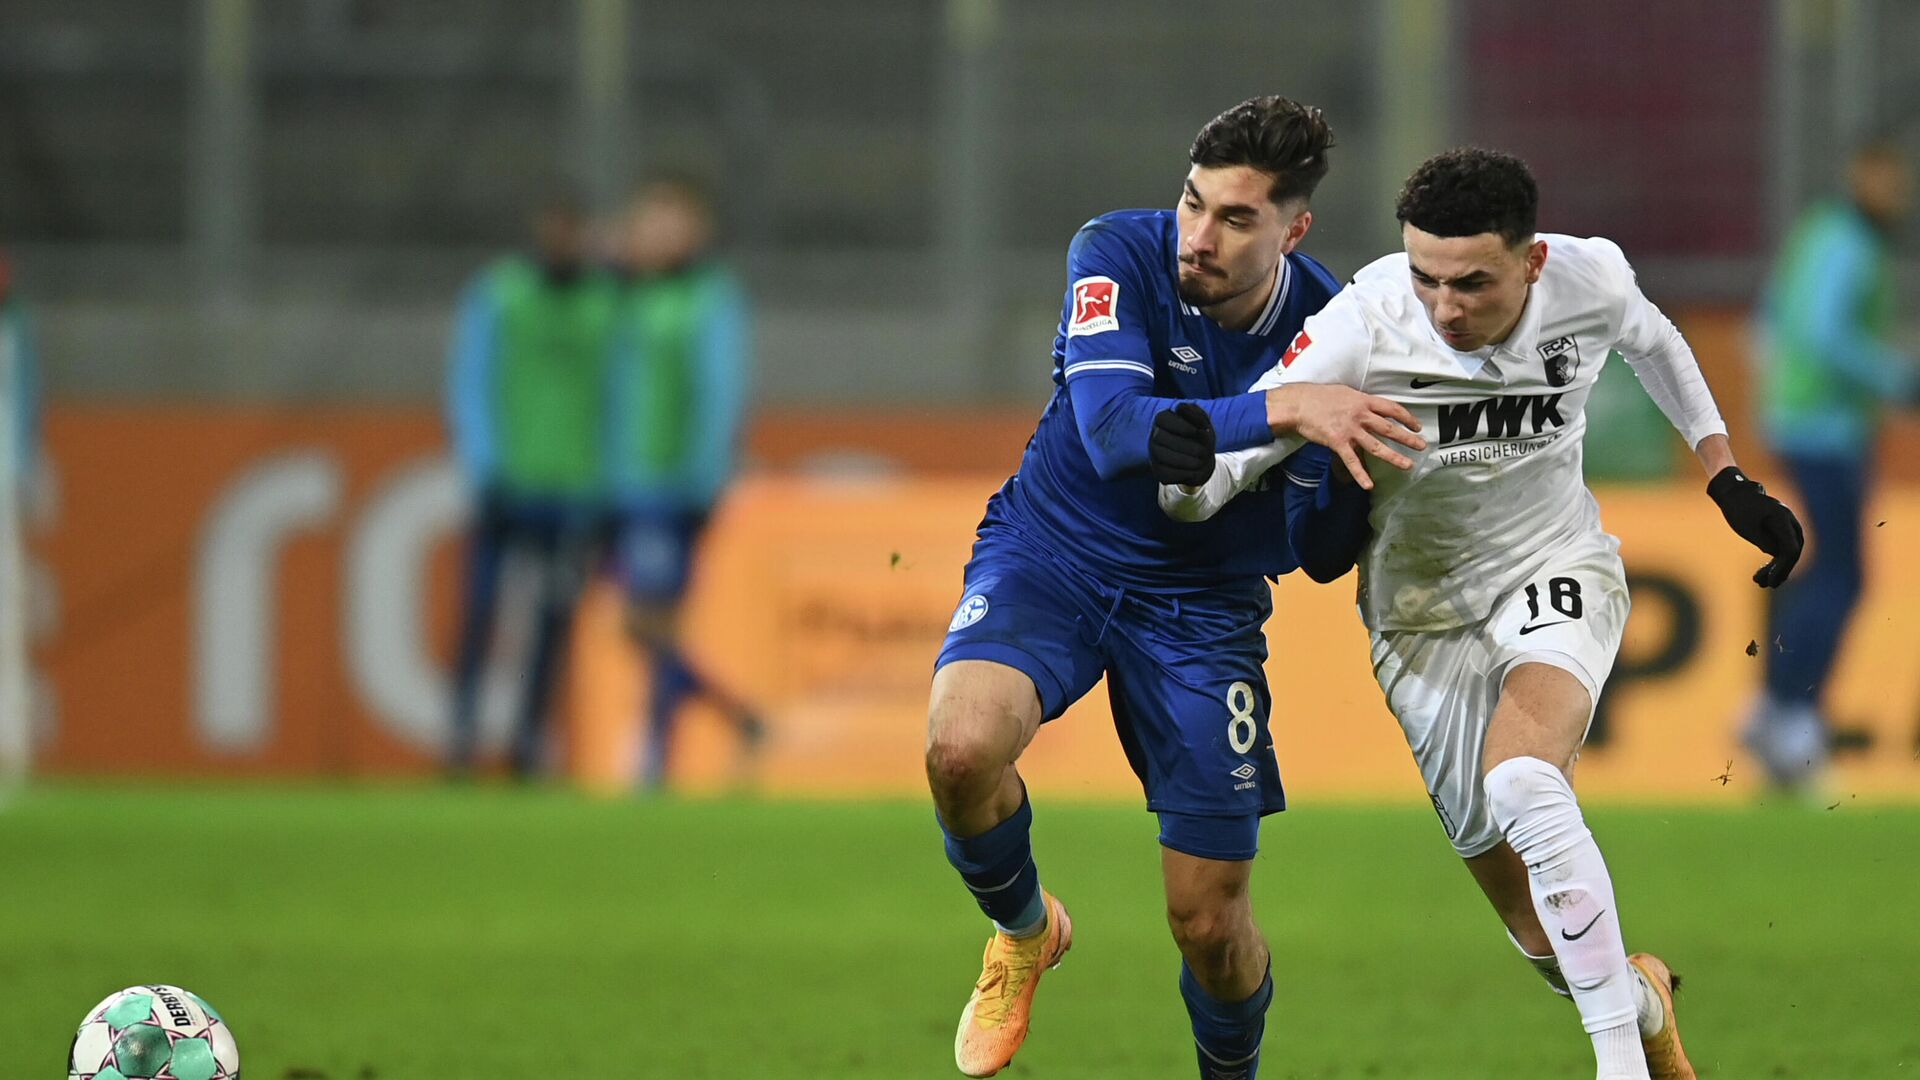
left=989, top=209, right=1343, bottom=592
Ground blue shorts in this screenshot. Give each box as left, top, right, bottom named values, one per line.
left=935, top=524, right=1284, bottom=861
left=613, top=509, right=709, bottom=604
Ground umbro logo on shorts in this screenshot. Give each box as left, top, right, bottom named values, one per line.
left=1229, top=763, right=1257, bottom=781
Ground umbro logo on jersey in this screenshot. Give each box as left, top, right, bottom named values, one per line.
left=1169, top=346, right=1204, bottom=373
left=1538, top=334, right=1581, bottom=388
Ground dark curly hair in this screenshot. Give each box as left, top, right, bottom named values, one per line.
left=1189, top=96, right=1335, bottom=206
left=1395, top=148, right=1538, bottom=245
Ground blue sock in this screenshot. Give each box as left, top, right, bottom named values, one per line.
left=642, top=649, right=698, bottom=788
left=1181, top=961, right=1271, bottom=1080
left=940, top=795, right=1045, bottom=935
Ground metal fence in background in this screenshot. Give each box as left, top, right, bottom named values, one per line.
left=0, top=0, right=1913, bottom=405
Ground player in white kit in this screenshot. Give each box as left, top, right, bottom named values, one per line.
left=1151, top=149, right=1804, bottom=1080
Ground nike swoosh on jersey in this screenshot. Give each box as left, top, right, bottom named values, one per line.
left=1518, top=619, right=1573, bottom=635
left=1409, top=377, right=1446, bottom=388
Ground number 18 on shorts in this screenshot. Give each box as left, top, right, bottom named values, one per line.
left=1370, top=545, right=1630, bottom=857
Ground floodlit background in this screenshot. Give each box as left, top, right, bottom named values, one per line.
left=1, top=2, right=1917, bottom=1077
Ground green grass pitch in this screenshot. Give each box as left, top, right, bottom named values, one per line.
left=3, top=785, right=1916, bottom=1078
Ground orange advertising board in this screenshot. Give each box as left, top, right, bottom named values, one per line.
left=31, top=406, right=1920, bottom=803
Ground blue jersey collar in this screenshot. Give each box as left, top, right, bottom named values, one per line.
left=1175, top=255, right=1293, bottom=337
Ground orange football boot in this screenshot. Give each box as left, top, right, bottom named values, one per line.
left=1629, top=952, right=1698, bottom=1080
left=953, top=890, right=1073, bottom=1077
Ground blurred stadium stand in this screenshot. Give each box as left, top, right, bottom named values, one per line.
left=4, top=1, right=1920, bottom=786
left=5, top=0, right=1912, bottom=408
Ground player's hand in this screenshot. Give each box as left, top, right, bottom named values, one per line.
left=1707, top=466, right=1804, bottom=588
left=1266, top=384, right=1425, bottom=490
left=1149, top=402, right=1217, bottom=487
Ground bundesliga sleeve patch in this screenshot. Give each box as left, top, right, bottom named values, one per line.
left=1280, top=330, right=1312, bottom=367
left=1067, top=276, right=1121, bottom=337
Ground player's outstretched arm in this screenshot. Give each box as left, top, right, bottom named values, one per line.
left=1070, top=373, right=1273, bottom=482
left=1245, top=303, right=1424, bottom=490
left=1604, top=239, right=1805, bottom=587
left=1625, top=341, right=1805, bottom=588
left=1260, top=383, right=1423, bottom=490
left=1150, top=404, right=1290, bottom=523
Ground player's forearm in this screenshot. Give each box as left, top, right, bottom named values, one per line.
left=1620, top=340, right=1727, bottom=456
left=1287, top=476, right=1370, bottom=583
left=1158, top=442, right=1286, bottom=522
left=1692, top=433, right=1736, bottom=478
left=1070, top=376, right=1270, bottom=481
left=1249, top=387, right=1313, bottom=464
left=1158, top=463, right=1233, bottom=522
left=1262, top=384, right=1304, bottom=437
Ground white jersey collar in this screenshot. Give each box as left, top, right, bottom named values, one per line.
left=1492, top=280, right=1546, bottom=363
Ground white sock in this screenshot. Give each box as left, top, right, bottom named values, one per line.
left=1513, top=928, right=1664, bottom=1037
left=1630, top=965, right=1663, bottom=1037
left=1593, top=1024, right=1646, bottom=1080
left=1486, top=757, right=1648, bottom=1080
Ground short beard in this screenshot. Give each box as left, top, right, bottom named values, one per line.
left=1176, top=269, right=1255, bottom=309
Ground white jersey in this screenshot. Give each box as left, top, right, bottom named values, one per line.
left=1161, top=234, right=1727, bottom=632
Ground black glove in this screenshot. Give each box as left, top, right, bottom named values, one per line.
left=1149, top=402, right=1216, bottom=486
left=1707, top=466, right=1804, bottom=588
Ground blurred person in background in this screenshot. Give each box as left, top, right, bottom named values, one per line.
left=1746, top=137, right=1918, bottom=790
left=0, top=245, right=43, bottom=740
left=0, top=252, right=41, bottom=503
left=445, top=191, right=623, bottom=777
left=608, top=174, right=763, bottom=791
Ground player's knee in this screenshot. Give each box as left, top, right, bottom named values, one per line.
left=1484, top=755, right=1565, bottom=822
left=1165, top=897, right=1240, bottom=962
left=1484, top=756, right=1589, bottom=866
left=925, top=679, right=1031, bottom=798
left=923, top=717, right=1011, bottom=800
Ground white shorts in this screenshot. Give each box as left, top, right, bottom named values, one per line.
left=1368, top=542, right=1630, bottom=858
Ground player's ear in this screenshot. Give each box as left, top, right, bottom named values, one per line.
left=1523, top=238, right=1548, bottom=284
left=1280, top=208, right=1312, bottom=254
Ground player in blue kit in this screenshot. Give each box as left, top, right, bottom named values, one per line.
left=926, top=97, right=1427, bottom=1079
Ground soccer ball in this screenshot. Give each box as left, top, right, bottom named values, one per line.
left=68, top=985, right=239, bottom=1080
